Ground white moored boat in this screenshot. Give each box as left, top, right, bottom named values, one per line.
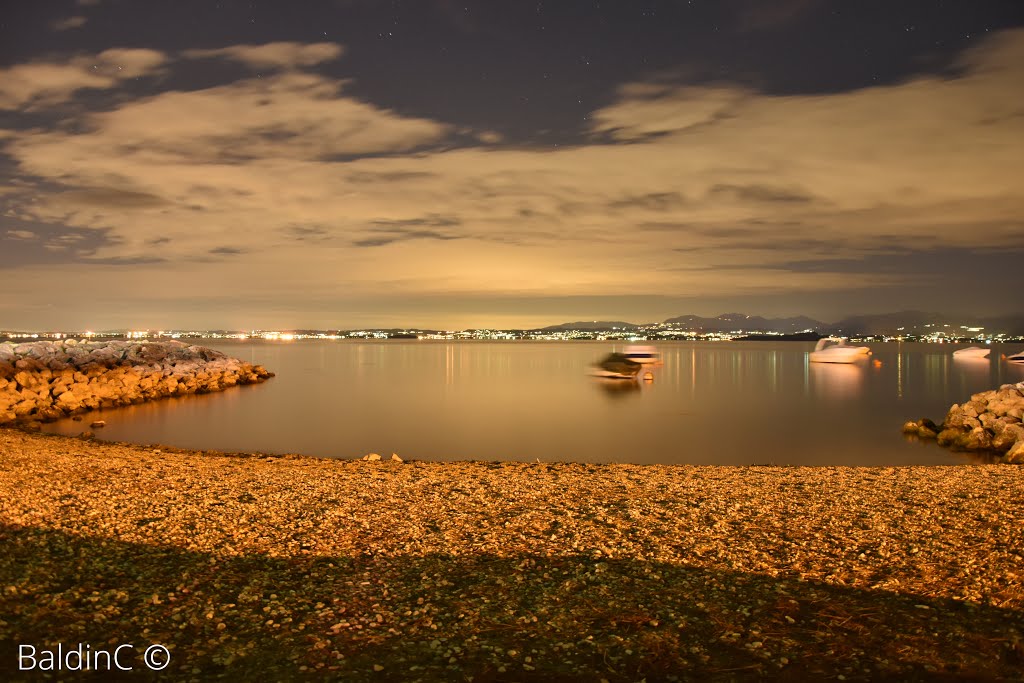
left=953, top=346, right=990, bottom=359
left=1007, top=350, right=1024, bottom=364
left=808, top=337, right=867, bottom=364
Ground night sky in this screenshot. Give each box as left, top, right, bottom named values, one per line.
left=1, top=1, right=1022, bottom=330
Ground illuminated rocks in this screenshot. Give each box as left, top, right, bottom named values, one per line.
left=0, top=340, right=273, bottom=426
left=912, top=382, right=1024, bottom=463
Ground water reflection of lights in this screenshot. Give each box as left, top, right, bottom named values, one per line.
left=810, top=361, right=865, bottom=399
left=445, top=344, right=455, bottom=385
left=897, top=342, right=902, bottom=398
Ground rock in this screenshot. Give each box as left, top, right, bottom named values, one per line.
left=902, top=421, right=918, bottom=434
left=1004, top=439, right=1024, bottom=464
left=992, top=424, right=1024, bottom=452
left=363, top=453, right=381, bottom=461
left=0, top=340, right=274, bottom=427
left=90, top=420, right=106, bottom=428
left=958, top=427, right=992, bottom=451
left=944, top=405, right=967, bottom=428
left=391, top=453, right=403, bottom=462
left=936, top=429, right=963, bottom=447
left=979, top=413, right=1001, bottom=431
left=988, top=401, right=1018, bottom=418
left=917, top=425, right=937, bottom=439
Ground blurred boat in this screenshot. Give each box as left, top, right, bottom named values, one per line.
left=622, top=345, right=661, bottom=365
left=953, top=346, right=990, bottom=359
left=589, top=352, right=642, bottom=379
left=1007, top=350, right=1024, bottom=364
left=808, top=337, right=867, bottom=364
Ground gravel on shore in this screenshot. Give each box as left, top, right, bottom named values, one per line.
left=1, top=429, right=1023, bottom=681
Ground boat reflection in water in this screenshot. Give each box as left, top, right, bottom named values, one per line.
left=810, top=361, right=864, bottom=399
left=953, top=354, right=990, bottom=382
left=593, top=377, right=642, bottom=398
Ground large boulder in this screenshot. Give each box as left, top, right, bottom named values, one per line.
left=958, top=427, right=992, bottom=451
left=962, top=401, right=984, bottom=418
left=937, top=428, right=965, bottom=447
left=992, top=424, right=1024, bottom=452
left=979, top=413, right=1002, bottom=431
left=1004, top=440, right=1024, bottom=464
left=944, top=405, right=967, bottom=428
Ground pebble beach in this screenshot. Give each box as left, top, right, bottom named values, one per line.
left=1, top=428, right=1023, bottom=681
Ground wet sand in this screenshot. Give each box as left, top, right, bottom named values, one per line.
left=1, top=428, right=1022, bottom=681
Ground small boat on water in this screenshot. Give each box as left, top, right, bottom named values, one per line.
left=589, top=352, right=642, bottom=379
left=953, top=346, right=990, bottom=359
left=1007, top=350, right=1024, bottom=364
left=808, top=337, right=868, bottom=364
left=622, top=345, right=661, bottom=365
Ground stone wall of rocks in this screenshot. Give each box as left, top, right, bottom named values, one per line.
left=0, top=340, right=273, bottom=426
left=904, top=382, right=1024, bottom=463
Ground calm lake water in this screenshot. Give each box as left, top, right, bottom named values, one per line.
left=42, top=340, right=1024, bottom=466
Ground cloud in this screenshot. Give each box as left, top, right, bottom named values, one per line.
left=353, top=230, right=463, bottom=248
left=8, top=71, right=447, bottom=166
left=209, top=246, right=246, bottom=255
left=0, top=31, right=1022, bottom=326
left=52, top=16, right=87, bottom=31
left=589, top=85, right=746, bottom=142
left=0, top=48, right=166, bottom=109
left=707, top=184, right=816, bottom=204
left=351, top=215, right=464, bottom=247
left=607, top=192, right=687, bottom=212
left=54, top=188, right=169, bottom=209
left=5, top=230, right=37, bottom=240
left=183, top=42, right=343, bottom=69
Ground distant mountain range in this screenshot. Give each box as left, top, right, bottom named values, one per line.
left=544, top=311, right=1024, bottom=335
left=539, top=321, right=640, bottom=331
left=662, top=313, right=823, bottom=333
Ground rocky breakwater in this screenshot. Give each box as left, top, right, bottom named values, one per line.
left=904, top=381, right=1024, bottom=463
left=0, top=340, right=273, bottom=426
